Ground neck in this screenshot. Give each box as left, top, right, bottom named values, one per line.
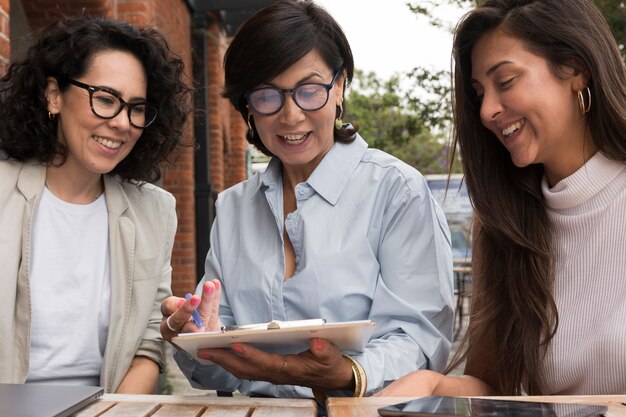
left=281, top=166, right=310, bottom=191
left=544, top=134, right=598, bottom=187
left=45, top=167, right=104, bottom=204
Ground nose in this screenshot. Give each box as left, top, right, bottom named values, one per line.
left=479, top=90, right=503, bottom=124
left=108, top=107, right=133, bottom=130
left=279, top=93, right=305, bottom=125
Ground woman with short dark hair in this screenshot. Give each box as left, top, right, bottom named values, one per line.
left=162, top=0, right=454, bottom=403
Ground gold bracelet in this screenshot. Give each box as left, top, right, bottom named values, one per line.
left=311, top=355, right=367, bottom=406
left=342, top=354, right=367, bottom=397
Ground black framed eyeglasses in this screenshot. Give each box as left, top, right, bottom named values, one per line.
left=65, top=78, right=158, bottom=129
left=244, top=68, right=342, bottom=116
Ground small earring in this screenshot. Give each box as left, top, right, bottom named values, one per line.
left=48, top=111, right=56, bottom=120
left=577, top=86, right=591, bottom=115
left=335, top=101, right=344, bottom=130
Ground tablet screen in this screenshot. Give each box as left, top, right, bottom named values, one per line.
left=377, top=396, right=607, bottom=417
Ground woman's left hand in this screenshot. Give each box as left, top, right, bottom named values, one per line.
left=196, top=337, right=354, bottom=390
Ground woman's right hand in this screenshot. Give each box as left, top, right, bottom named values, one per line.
left=160, top=279, right=222, bottom=342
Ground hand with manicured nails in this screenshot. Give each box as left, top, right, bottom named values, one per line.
left=160, top=279, right=222, bottom=341
left=160, top=280, right=354, bottom=391
left=195, top=337, right=354, bottom=391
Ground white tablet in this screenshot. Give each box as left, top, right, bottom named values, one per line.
left=171, top=319, right=375, bottom=363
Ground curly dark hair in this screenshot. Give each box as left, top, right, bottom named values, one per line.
left=222, top=0, right=357, bottom=156
left=0, top=16, right=192, bottom=182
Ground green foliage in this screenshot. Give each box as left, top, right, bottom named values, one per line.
left=407, top=0, right=476, bottom=28
left=345, top=70, right=457, bottom=174
left=404, top=67, right=453, bottom=131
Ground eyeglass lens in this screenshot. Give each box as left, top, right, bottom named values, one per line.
left=91, top=91, right=157, bottom=128
left=248, top=83, right=330, bottom=115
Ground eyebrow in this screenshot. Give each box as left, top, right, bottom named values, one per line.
left=471, top=60, right=514, bottom=83
left=96, top=84, right=147, bottom=102
left=265, top=71, right=329, bottom=88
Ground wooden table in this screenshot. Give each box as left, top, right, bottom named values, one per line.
left=327, top=395, right=626, bottom=417
left=71, top=394, right=317, bottom=417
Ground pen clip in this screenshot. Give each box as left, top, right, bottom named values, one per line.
left=220, top=318, right=326, bottom=332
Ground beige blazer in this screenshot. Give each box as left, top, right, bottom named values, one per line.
left=0, top=160, right=176, bottom=392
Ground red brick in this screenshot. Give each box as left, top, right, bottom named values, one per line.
left=118, top=2, right=148, bottom=14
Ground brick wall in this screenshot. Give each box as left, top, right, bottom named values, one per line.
left=225, top=106, right=247, bottom=189
left=0, top=0, right=9, bottom=73
left=205, top=21, right=247, bottom=192
left=21, top=0, right=111, bottom=28
left=206, top=22, right=226, bottom=192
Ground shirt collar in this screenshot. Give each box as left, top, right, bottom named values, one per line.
left=542, top=151, right=625, bottom=210
left=259, top=134, right=368, bottom=205
left=307, top=134, right=368, bottom=205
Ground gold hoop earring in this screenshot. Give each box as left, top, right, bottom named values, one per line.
left=335, top=100, right=344, bottom=130
left=48, top=111, right=56, bottom=120
left=578, top=86, right=591, bottom=115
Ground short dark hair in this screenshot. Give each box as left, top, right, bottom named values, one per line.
left=223, top=0, right=357, bottom=155
left=0, top=16, right=192, bottom=182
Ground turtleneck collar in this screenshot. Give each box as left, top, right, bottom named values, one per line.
left=542, top=152, right=625, bottom=210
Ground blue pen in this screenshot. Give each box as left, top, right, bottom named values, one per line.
left=185, top=293, right=204, bottom=328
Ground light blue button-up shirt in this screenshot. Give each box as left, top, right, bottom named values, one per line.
left=175, top=135, right=454, bottom=397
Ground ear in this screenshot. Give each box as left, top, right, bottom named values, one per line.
left=45, top=77, right=62, bottom=115
left=567, top=58, right=591, bottom=92
left=335, top=70, right=347, bottom=105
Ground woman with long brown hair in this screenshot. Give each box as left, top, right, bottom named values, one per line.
left=377, top=0, right=626, bottom=396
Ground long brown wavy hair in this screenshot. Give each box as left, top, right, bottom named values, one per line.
left=448, top=0, right=626, bottom=395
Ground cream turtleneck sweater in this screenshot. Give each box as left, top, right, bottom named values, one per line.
left=540, top=152, right=626, bottom=394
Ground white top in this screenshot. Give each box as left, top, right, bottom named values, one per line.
left=26, top=188, right=111, bottom=386
left=540, top=152, right=626, bottom=394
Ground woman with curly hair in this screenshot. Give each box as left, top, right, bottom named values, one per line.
left=0, top=16, right=191, bottom=393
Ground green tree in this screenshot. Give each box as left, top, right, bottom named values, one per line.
left=346, top=70, right=456, bottom=174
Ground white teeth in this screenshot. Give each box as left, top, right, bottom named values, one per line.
left=502, top=122, right=522, bottom=136
left=281, top=133, right=307, bottom=144
left=94, top=136, right=121, bottom=149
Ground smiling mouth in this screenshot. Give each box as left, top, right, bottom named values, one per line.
left=280, top=132, right=310, bottom=145
left=94, top=135, right=122, bottom=149
left=502, top=121, right=523, bottom=137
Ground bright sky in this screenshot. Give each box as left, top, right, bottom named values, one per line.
left=315, top=0, right=469, bottom=79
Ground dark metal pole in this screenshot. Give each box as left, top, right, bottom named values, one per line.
left=191, top=11, right=216, bottom=283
